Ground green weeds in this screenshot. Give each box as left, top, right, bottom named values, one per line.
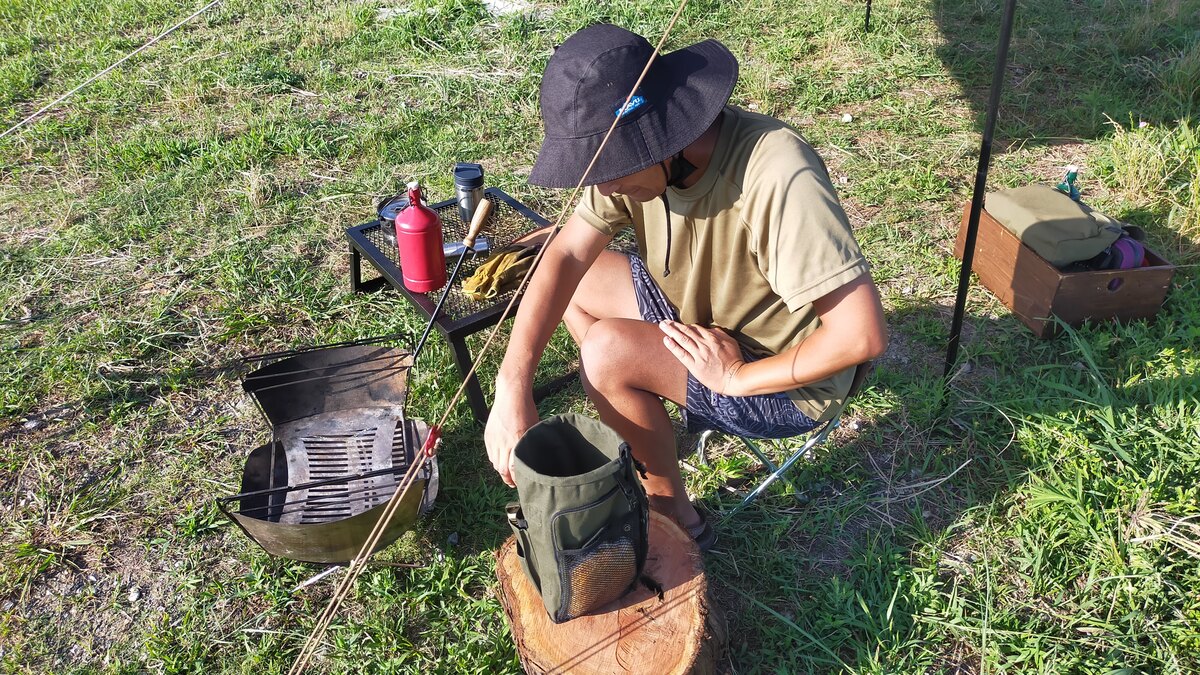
left=1098, top=117, right=1199, bottom=256
left=1, top=0, right=1197, bottom=672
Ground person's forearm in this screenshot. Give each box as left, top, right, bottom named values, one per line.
left=724, top=327, right=874, bottom=397
left=496, top=230, right=596, bottom=390
left=727, top=274, right=887, bottom=397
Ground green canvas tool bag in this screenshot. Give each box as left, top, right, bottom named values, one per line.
left=506, top=414, right=649, bottom=623
left=986, top=185, right=1126, bottom=267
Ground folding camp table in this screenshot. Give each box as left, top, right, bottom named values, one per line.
left=346, top=188, right=574, bottom=423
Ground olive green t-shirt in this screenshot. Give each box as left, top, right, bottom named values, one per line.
left=575, top=106, right=869, bottom=421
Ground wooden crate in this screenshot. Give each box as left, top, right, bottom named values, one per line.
left=954, top=203, right=1175, bottom=338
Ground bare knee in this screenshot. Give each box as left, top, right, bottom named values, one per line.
left=579, top=319, right=633, bottom=394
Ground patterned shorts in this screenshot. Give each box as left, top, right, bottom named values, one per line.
left=628, top=255, right=818, bottom=438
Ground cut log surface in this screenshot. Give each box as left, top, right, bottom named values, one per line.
left=495, top=511, right=727, bottom=675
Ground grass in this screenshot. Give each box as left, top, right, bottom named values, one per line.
left=1, top=0, right=1198, bottom=672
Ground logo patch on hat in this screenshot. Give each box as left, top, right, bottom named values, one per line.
left=614, top=95, right=646, bottom=118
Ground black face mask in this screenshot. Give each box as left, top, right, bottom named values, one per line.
left=664, top=153, right=697, bottom=188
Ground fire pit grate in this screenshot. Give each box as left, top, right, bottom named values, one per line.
left=226, top=411, right=436, bottom=524
left=219, top=340, right=438, bottom=564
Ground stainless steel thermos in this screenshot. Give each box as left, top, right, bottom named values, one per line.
left=453, top=162, right=485, bottom=225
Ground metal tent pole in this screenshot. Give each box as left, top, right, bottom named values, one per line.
left=943, top=0, right=1020, bottom=380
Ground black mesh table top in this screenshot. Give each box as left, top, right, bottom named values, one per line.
left=346, top=188, right=565, bottom=423
left=347, top=188, right=552, bottom=335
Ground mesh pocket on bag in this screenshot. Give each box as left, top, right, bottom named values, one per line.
left=558, top=534, right=636, bottom=622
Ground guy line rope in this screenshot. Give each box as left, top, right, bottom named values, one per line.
left=0, top=0, right=223, bottom=141
left=286, top=0, right=694, bottom=671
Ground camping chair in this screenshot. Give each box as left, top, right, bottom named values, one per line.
left=691, top=361, right=873, bottom=516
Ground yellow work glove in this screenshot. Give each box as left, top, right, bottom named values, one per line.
left=461, top=243, right=541, bottom=302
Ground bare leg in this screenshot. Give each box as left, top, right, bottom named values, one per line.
left=563, top=252, right=701, bottom=529
left=562, top=250, right=641, bottom=342
left=580, top=319, right=698, bottom=525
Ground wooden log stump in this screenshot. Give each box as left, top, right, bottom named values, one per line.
left=495, top=511, right=727, bottom=674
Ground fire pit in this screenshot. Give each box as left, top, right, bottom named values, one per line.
left=219, top=339, right=438, bottom=563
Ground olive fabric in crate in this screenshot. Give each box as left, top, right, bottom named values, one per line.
left=986, top=185, right=1125, bottom=267
left=506, top=414, right=649, bottom=623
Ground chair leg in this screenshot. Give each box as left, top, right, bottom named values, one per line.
left=694, top=429, right=716, bottom=467
left=864, top=0, right=873, bottom=32
left=727, top=420, right=840, bottom=516
left=738, top=437, right=803, bottom=497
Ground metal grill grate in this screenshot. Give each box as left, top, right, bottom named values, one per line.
left=251, top=407, right=419, bottom=525
left=298, top=427, right=376, bottom=524
left=304, top=428, right=377, bottom=477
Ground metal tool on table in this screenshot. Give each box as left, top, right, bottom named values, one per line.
left=412, top=197, right=493, bottom=358
left=444, top=235, right=490, bottom=259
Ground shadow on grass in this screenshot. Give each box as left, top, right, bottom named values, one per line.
left=685, top=290, right=1196, bottom=670
left=692, top=361, right=1010, bottom=669
left=1, top=360, right=241, bottom=455
left=932, top=0, right=1199, bottom=143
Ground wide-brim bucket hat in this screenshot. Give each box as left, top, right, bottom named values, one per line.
left=529, top=24, right=739, bottom=188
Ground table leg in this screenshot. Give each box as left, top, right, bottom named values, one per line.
left=532, top=371, right=578, bottom=401
left=350, top=245, right=388, bottom=294
left=448, top=335, right=490, bottom=424
left=350, top=244, right=363, bottom=293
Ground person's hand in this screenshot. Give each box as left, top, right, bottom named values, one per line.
left=484, top=385, right=538, bottom=487
left=658, top=320, right=747, bottom=396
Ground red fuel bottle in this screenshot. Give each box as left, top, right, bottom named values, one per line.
left=394, top=181, right=446, bottom=293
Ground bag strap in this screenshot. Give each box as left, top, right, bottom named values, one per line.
left=616, top=445, right=648, bottom=508
left=620, top=444, right=649, bottom=479
left=505, top=502, right=527, bottom=530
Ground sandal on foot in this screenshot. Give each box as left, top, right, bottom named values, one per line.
left=685, top=512, right=717, bottom=552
